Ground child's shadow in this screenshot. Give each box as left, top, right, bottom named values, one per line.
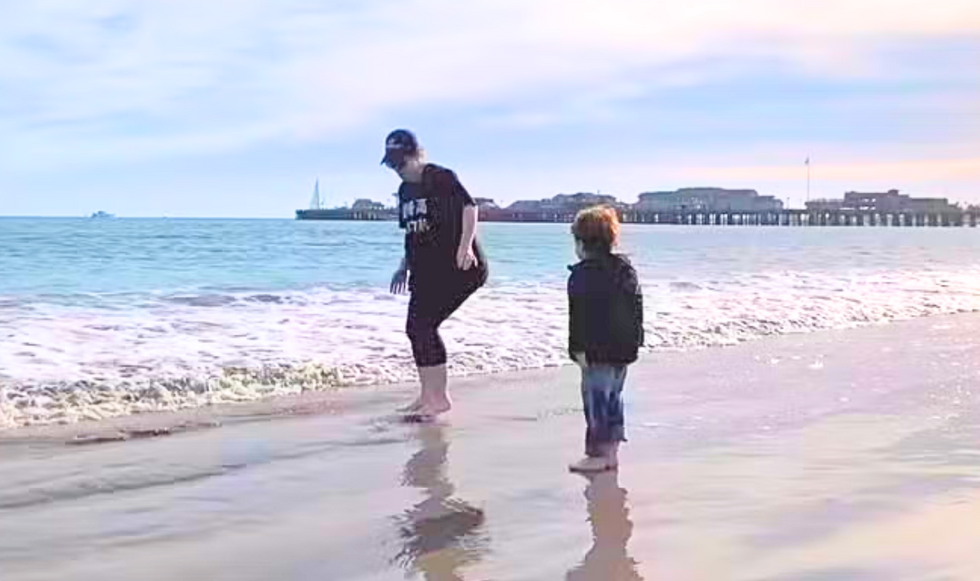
left=566, top=472, right=644, bottom=581
left=392, top=424, right=489, bottom=581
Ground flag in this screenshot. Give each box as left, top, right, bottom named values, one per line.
left=805, top=156, right=810, bottom=166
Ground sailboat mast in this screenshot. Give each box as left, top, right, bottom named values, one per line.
left=310, top=178, right=322, bottom=210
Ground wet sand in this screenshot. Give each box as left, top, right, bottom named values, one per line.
left=1, top=314, right=979, bottom=580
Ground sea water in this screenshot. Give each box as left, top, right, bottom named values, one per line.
left=2, top=217, right=980, bottom=427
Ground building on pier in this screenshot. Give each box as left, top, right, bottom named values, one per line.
left=474, top=198, right=499, bottom=209
left=351, top=199, right=386, bottom=211
left=806, top=190, right=959, bottom=213
left=506, top=192, right=620, bottom=213
left=634, top=188, right=784, bottom=212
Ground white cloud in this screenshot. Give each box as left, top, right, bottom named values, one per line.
left=1, top=0, right=979, bottom=169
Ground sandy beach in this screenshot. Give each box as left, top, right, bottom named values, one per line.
left=1, top=313, right=979, bottom=580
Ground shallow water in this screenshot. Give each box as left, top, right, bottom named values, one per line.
left=2, top=218, right=980, bottom=427
left=1, top=315, right=979, bottom=580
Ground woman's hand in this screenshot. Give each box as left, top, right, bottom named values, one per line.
left=456, top=244, right=478, bottom=271
left=390, top=266, right=408, bottom=294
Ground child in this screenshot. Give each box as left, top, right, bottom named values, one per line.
left=567, top=206, right=644, bottom=473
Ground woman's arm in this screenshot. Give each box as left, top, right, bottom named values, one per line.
left=455, top=204, right=478, bottom=270
left=460, top=204, right=477, bottom=252
left=390, top=252, right=409, bottom=294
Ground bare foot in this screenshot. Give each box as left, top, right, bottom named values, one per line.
left=397, top=398, right=426, bottom=413
left=568, top=456, right=616, bottom=474
left=401, top=412, right=437, bottom=424
left=422, top=394, right=452, bottom=414
left=407, top=397, right=451, bottom=420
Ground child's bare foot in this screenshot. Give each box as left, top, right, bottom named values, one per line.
left=568, top=456, right=616, bottom=473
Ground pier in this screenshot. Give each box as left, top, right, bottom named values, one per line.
left=297, top=208, right=980, bottom=227
left=296, top=186, right=978, bottom=227
left=479, top=208, right=980, bottom=227
left=619, top=209, right=980, bottom=227
left=295, top=208, right=396, bottom=221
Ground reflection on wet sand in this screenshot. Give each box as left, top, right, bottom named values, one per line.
left=394, top=424, right=489, bottom=581
left=566, top=472, right=644, bottom=581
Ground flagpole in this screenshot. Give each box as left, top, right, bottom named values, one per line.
left=806, top=156, right=811, bottom=203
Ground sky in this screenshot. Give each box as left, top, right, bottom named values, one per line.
left=0, top=0, right=979, bottom=218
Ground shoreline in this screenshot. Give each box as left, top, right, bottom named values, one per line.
left=1, top=311, right=979, bottom=579
left=5, top=221, right=980, bottom=432
left=2, top=309, right=977, bottom=444
left=3, top=300, right=979, bottom=434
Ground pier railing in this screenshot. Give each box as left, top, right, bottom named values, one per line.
left=295, top=209, right=397, bottom=221
left=616, top=209, right=979, bottom=227
left=297, top=208, right=980, bottom=227
left=482, top=209, right=980, bottom=227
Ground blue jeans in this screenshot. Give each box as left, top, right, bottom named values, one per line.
left=580, top=365, right=628, bottom=457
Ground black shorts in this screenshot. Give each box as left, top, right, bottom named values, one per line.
left=406, top=265, right=487, bottom=367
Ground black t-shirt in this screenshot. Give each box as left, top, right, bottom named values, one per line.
left=398, top=164, right=486, bottom=279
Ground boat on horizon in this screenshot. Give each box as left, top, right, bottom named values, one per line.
left=295, top=179, right=397, bottom=221
left=91, top=211, right=115, bottom=219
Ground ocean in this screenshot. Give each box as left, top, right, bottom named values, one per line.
left=2, top=217, right=980, bottom=428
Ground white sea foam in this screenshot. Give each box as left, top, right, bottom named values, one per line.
left=3, top=267, right=980, bottom=429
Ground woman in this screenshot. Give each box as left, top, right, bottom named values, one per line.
left=383, top=129, right=488, bottom=419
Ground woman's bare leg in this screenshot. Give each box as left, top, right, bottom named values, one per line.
left=414, top=364, right=451, bottom=417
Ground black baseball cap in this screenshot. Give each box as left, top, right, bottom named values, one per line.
left=380, top=129, right=419, bottom=167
